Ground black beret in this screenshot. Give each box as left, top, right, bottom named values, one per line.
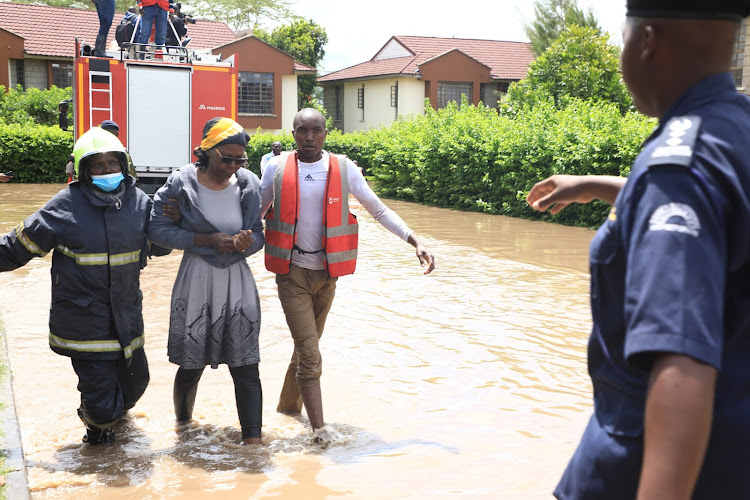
left=627, top=0, right=750, bottom=20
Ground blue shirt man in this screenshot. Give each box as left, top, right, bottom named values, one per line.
left=527, top=1, right=750, bottom=498
left=260, top=141, right=282, bottom=177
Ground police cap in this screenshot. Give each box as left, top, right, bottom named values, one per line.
left=627, top=0, right=750, bottom=20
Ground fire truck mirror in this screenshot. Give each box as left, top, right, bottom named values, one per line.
left=58, top=99, right=72, bottom=131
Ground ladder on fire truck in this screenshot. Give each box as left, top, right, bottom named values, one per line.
left=88, top=69, right=113, bottom=127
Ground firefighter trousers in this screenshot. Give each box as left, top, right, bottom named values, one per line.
left=71, top=347, right=150, bottom=430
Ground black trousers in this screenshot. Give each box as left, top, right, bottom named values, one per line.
left=71, top=347, right=150, bottom=429
left=174, top=363, right=262, bottom=439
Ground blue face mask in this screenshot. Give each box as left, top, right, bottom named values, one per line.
left=91, top=172, right=124, bottom=192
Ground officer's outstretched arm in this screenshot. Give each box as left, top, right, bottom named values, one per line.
left=527, top=175, right=626, bottom=214
left=638, top=353, right=716, bottom=500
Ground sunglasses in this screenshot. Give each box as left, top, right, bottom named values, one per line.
left=216, top=150, right=248, bottom=166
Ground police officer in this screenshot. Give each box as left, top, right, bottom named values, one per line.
left=526, top=1, right=750, bottom=498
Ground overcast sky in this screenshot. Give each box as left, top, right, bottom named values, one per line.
left=287, top=1, right=627, bottom=75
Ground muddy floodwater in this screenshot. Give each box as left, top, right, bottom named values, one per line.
left=0, top=183, right=596, bottom=499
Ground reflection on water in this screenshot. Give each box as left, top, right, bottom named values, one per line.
left=0, top=183, right=595, bottom=499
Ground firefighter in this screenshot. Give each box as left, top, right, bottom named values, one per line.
left=0, top=127, right=172, bottom=445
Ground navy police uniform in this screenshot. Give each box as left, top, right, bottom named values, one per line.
left=554, top=72, right=750, bottom=498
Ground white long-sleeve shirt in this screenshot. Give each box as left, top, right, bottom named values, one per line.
left=261, top=151, right=413, bottom=270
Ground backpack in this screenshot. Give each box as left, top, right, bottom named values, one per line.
left=116, top=17, right=136, bottom=47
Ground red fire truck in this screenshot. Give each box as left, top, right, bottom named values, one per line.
left=72, top=39, right=238, bottom=194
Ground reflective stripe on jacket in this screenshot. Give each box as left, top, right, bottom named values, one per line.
left=265, top=151, right=358, bottom=277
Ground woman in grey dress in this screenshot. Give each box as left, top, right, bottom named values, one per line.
left=149, top=117, right=264, bottom=444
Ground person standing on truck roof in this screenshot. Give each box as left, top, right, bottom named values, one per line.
left=261, top=108, right=435, bottom=446
left=259, top=141, right=282, bottom=177
left=148, top=117, right=266, bottom=445
left=136, top=0, right=174, bottom=55
left=0, top=127, right=175, bottom=445
left=91, top=0, right=116, bottom=57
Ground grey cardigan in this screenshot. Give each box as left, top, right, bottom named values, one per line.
left=148, top=164, right=265, bottom=269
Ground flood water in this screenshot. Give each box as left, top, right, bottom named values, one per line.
left=0, top=183, right=596, bottom=499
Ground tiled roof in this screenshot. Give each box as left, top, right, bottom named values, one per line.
left=294, top=61, right=317, bottom=73
left=0, top=2, right=235, bottom=58
left=319, top=35, right=534, bottom=83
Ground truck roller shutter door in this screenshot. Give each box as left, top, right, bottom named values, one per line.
left=127, top=66, right=191, bottom=170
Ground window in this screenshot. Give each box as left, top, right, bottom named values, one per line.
left=390, top=84, right=398, bottom=107
left=52, top=62, right=73, bottom=88
left=437, top=81, right=472, bottom=109
left=732, top=17, right=747, bottom=88
left=10, top=59, right=25, bottom=89
left=335, top=85, right=344, bottom=120
left=238, top=72, right=273, bottom=114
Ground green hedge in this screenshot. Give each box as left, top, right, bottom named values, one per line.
left=1, top=98, right=654, bottom=228
left=0, top=123, right=74, bottom=183
left=250, top=99, right=654, bottom=228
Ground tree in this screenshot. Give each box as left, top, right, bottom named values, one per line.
left=188, top=0, right=294, bottom=31
left=503, top=25, right=632, bottom=115
left=255, top=20, right=328, bottom=109
left=524, top=0, right=600, bottom=56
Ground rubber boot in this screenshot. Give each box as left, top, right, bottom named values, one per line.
left=93, top=34, right=112, bottom=58
left=300, top=384, right=324, bottom=431
left=83, top=426, right=115, bottom=445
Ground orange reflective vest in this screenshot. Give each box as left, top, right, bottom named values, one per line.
left=265, top=151, right=359, bottom=277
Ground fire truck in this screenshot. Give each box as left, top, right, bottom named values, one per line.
left=72, top=38, right=238, bottom=194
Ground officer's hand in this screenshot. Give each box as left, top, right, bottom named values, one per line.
left=232, top=230, right=252, bottom=252
left=161, top=198, right=182, bottom=223
left=526, top=175, right=594, bottom=214
left=0, top=174, right=10, bottom=183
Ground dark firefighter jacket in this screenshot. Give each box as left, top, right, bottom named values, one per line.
left=0, top=176, right=168, bottom=360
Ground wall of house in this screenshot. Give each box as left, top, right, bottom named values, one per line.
left=338, top=78, right=425, bottom=134
left=398, top=78, right=425, bottom=118
left=281, top=73, right=297, bottom=132
left=418, top=51, right=491, bottom=109
left=343, top=82, right=365, bottom=133
left=213, top=36, right=295, bottom=131
left=742, top=18, right=750, bottom=90
left=0, top=29, right=24, bottom=89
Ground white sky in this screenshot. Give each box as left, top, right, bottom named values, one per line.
left=288, top=0, right=627, bottom=75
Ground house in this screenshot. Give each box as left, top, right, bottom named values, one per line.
left=212, top=36, right=315, bottom=132
left=0, top=2, right=315, bottom=132
left=318, top=35, right=535, bottom=133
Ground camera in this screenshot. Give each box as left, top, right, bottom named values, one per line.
left=3, top=171, right=13, bottom=178
left=175, top=3, right=196, bottom=23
